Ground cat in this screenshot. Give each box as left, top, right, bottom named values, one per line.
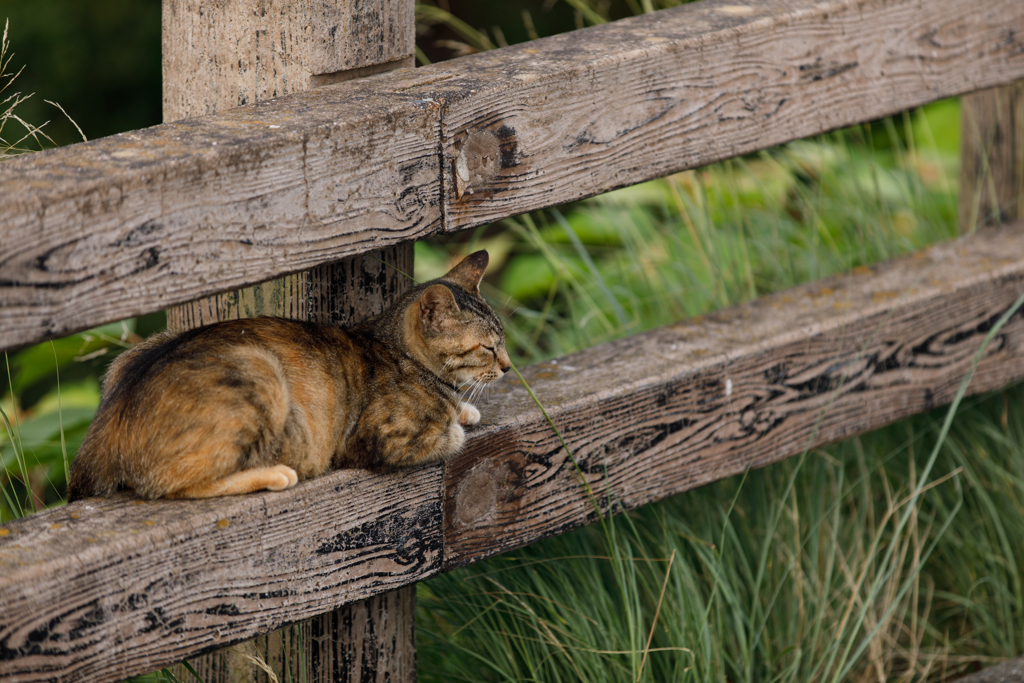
left=67, top=251, right=510, bottom=501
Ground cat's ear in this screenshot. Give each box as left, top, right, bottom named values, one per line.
left=419, top=284, right=459, bottom=332
left=444, top=250, right=488, bottom=296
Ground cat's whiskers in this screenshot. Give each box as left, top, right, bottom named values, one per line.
left=478, top=380, right=494, bottom=401
left=469, top=377, right=489, bottom=405
left=461, top=377, right=485, bottom=405
left=458, top=378, right=477, bottom=401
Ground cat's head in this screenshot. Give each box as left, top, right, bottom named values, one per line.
left=405, top=250, right=511, bottom=387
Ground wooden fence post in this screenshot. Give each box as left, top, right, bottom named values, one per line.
left=161, top=1, right=418, bottom=681
left=960, top=81, right=1024, bottom=231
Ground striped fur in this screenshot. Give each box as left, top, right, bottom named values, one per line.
left=68, top=251, right=510, bottom=500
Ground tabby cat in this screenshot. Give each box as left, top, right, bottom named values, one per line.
left=67, top=251, right=510, bottom=501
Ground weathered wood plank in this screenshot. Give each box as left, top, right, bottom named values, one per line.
left=961, top=81, right=1024, bottom=230
left=443, top=224, right=1024, bottom=566
left=164, top=0, right=421, bottom=671
left=954, top=656, right=1024, bottom=682
left=180, top=584, right=417, bottom=683
left=0, top=70, right=443, bottom=352
left=166, top=235, right=417, bottom=330
left=3, top=0, right=1023, bottom=352
left=4, top=225, right=1024, bottom=681
left=0, top=468, right=441, bottom=683
left=163, top=0, right=415, bottom=120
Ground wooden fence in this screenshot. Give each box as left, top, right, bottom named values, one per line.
left=1, top=0, right=1024, bottom=680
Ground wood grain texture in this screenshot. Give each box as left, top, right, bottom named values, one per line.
left=163, top=0, right=415, bottom=120
left=439, top=0, right=1024, bottom=229
left=0, top=468, right=439, bottom=683
left=0, top=70, right=442, bottom=353
left=175, top=584, right=416, bottom=683
left=5, top=225, right=1024, bottom=681
left=954, top=656, right=1024, bottom=683
left=442, top=224, right=1024, bottom=567
left=3, top=0, right=1024, bottom=352
left=961, top=81, right=1024, bottom=231
left=166, top=224, right=416, bottom=329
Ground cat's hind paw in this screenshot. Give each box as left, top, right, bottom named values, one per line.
left=458, top=402, right=481, bottom=426
left=265, top=464, right=299, bottom=491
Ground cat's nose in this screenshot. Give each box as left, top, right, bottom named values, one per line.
left=500, top=364, right=511, bottom=374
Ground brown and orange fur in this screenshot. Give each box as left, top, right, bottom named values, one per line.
left=67, top=251, right=510, bottom=501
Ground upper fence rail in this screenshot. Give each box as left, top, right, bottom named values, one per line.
left=1, top=0, right=1022, bottom=353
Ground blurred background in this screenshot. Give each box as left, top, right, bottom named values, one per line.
left=0, top=0, right=161, bottom=145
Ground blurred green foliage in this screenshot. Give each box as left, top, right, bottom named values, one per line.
left=0, top=0, right=161, bottom=147
left=1, top=322, right=131, bottom=519
left=0, top=312, right=163, bottom=520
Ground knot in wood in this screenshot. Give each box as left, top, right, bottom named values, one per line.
left=451, top=458, right=522, bottom=528
left=453, top=461, right=500, bottom=527
left=454, top=130, right=501, bottom=200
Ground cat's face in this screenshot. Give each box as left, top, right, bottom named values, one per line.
left=410, top=251, right=512, bottom=387
left=433, top=294, right=511, bottom=387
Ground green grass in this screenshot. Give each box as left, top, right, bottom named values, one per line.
left=0, top=18, right=85, bottom=158
left=0, top=321, right=138, bottom=521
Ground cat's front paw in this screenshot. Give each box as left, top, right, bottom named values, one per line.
left=458, top=402, right=481, bottom=426
left=266, top=464, right=299, bottom=491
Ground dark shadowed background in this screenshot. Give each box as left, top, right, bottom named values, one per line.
left=0, top=0, right=602, bottom=147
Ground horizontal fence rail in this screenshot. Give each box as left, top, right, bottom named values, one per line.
left=4, top=223, right=1024, bottom=681
left=1, top=0, right=1023, bottom=352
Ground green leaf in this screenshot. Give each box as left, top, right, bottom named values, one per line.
left=7, top=321, right=133, bottom=395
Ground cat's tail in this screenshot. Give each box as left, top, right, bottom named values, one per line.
left=66, top=331, right=178, bottom=502
left=67, top=420, right=120, bottom=502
